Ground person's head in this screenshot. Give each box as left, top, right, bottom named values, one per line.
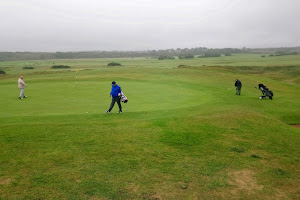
left=235, top=79, right=238, bottom=81
left=20, top=76, right=24, bottom=80
left=112, top=81, right=116, bottom=87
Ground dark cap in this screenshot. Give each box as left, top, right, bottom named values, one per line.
left=112, top=81, right=116, bottom=84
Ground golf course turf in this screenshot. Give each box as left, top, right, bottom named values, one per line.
left=0, top=54, right=299, bottom=199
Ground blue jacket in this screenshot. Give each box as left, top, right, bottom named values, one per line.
left=110, top=84, right=122, bottom=98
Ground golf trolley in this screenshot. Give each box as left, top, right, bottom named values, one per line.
left=255, top=84, right=273, bottom=100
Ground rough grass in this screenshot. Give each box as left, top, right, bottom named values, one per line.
left=0, top=55, right=299, bottom=199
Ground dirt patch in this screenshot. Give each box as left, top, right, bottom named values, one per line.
left=141, top=192, right=162, bottom=200
left=126, top=183, right=139, bottom=193
left=291, top=125, right=300, bottom=129
left=228, top=170, right=263, bottom=195
left=0, top=178, right=11, bottom=185
left=89, top=197, right=106, bottom=200
left=151, top=193, right=163, bottom=200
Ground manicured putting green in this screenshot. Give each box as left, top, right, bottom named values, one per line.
left=1, top=78, right=210, bottom=116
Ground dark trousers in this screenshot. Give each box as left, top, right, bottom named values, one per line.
left=236, top=86, right=241, bottom=95
left=108, top=97, right=122, bottom=112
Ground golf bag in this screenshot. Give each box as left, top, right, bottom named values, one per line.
left=257, top=84, right=273, bottom=99
left=120, top=92, right=128, bottom=103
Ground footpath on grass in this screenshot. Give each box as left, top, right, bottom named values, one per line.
left=292, top=125, right=300, bottom=129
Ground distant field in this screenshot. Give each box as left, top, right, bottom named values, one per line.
left=0, top=54, right=299, bottom=199
left=1, top=54, right=300, bottom=71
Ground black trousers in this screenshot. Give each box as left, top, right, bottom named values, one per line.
left=108, top=97, right=122, bottom=112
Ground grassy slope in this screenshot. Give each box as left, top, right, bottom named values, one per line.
left=0, top=55, right=299, bottom=199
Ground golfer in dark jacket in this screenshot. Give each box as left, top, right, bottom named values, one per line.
left=235, top=79, right=242, bottom=95
left=106, top=81, right=122, bottom=114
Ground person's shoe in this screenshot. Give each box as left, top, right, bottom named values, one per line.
left=24, top=96, right=27, bottom=98
left=117, top=111, right=122, bottom=113
left=106, top=111, right=110, bottom=114
left=19, top=97, right=23, bottom=100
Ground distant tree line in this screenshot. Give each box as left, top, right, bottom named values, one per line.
left=0, top=46, right=299, bottom=61
left=274, top=50, right=298, bottom=56
left=246, top=47, right=300, bottom=54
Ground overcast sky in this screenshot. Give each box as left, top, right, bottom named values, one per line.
left=0, top=0, right=299, bottom=52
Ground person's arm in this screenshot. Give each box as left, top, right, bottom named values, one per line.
left=109, top=87, right=112, bottom=96
left=118, top=87, right=122, bottom=96
left=21, top=80, right=27, bottom=87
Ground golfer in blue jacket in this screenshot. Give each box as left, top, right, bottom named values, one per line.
left=106, top=81, right=122, bottom=114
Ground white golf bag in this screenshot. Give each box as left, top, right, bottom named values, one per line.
left=120, top=92, right=128, bottom=103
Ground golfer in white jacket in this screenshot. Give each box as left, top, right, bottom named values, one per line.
left=18, top=76, right=27, bottom=99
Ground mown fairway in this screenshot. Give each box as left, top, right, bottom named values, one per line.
left=0, top=55, right=300, bottom=199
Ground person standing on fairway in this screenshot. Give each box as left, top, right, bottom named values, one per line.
left=106, top=81, right=122, bottom=114
left=18, top=76, right=28, bottom=99
left=235, top=79, right=242, bottom=95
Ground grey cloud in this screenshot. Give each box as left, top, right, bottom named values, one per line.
left=0, top=0, right=299, bottom=51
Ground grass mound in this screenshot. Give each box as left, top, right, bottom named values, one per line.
left=108, top=62, right=122, bottom=66
left=51, top=65, right=71, bottom=69
left=23, top=66, right=34, bottom=69
left=178, top=65, right=191, bottom=68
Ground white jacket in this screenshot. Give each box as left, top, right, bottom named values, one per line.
left=18, top=78, right=27, bottom=89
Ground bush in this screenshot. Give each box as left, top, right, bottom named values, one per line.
left=0, top=70, right=5, bottom=74
left=261, top=55, right=266, bottom=57
left=23, top=66, right=34, bottom=69
left=108, top=62, right=122, bottom=66
left=51, top=65, right=71, bottom=69
left=204, top=51, right=221, bottom=57
left=275, top=51, right=298, bottom=56
left=224, top=52, right=232, bottom=56
left=158, top=55, right=175, bottom=60
left=158, top=55, right=166, bottom=60
left=178, top=54, right=194, bottom=59
left=178, top=65, right=190, bottom=68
